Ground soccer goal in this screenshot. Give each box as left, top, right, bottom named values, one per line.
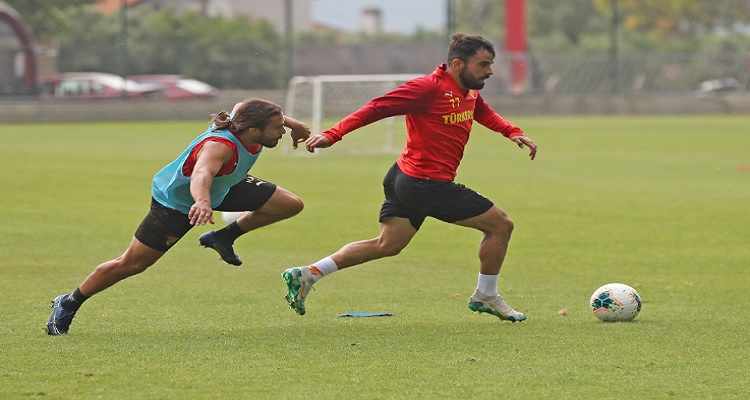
left=284, top=74, right=420, bottom=155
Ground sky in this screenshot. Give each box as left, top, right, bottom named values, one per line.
left=311, top=0, right=446, bottom=34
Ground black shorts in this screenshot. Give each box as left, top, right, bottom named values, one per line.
left=134, top=175, right=277, bottom=251
left=379, top=163, right=494, bottom=230
left=215, top=175, right=277, bottom=212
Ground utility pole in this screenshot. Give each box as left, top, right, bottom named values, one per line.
left=609, top=0, right=619, bottom=93
left=285, top=0, right=294, bottom=84
left=505, top=0, right=528, bottom=94
left=446, top=0, right=454, bottom=39
left=119, top=0, right=128, bottom=97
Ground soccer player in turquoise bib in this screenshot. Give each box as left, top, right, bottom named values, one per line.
left=46, top=98, right=310, bottom=335
left=283, top=34, right=538, bottom=322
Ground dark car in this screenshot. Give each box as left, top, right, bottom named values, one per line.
left=39, top=72, right=161, bottom=99
left=128, top=74, right=219, bottom=99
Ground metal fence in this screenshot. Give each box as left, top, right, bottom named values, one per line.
left=293, top=43, right=750, bottom=96
left=524, top=52, right=749, bottom=95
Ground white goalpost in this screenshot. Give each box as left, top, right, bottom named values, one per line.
left=284, top=74, right=420, bottom=155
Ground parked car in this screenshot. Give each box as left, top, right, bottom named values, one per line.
left=697, top=77, right=742, bottom=95
left=38, top=72, right=162, bottom=99
left=128, top=74, right=219, bottom=99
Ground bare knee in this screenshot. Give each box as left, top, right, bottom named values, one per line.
left=380, top=243, right=403, bottom=257
left=484, top=208, right=514, bottom=237
left=276, top=192, right=304, bottom=219
left=499, top=214, right=514, bottom=235
left=377, top=237, right=408, bottom=257
left=128, top=261, right=152, bottom=275
left=286, top=196, right=304, bottom=218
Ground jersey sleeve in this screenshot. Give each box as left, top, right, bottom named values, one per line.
left=322, top=77, right=440, bottom=144
left=473, top=94, right=524, bottom=138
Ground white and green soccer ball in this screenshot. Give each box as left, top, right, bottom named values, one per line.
left=590, top=283, right=642, bottom=322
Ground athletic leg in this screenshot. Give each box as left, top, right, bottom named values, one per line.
left=455, top=206, right=526, bottom=322
left=284, top=163, right=422, bottom=315
left=201, top=180, right=303, bottom=266
left=283, top=216, right=417, bottom=315
left=47, top=199, right=192, bottom=335
left=235, top=186, right=304, bottom=232
left=453, top=205, right=514, bottom=276
left=78, top=237, right=165, bottom=297
left=330, top=216, right=417, bottom=269
left=47, top=238, right=165, bottom=335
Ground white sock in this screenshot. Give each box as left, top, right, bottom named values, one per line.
left=307, top=256, right=338, bottom=283
left=476, top=273, right=498, bottom=297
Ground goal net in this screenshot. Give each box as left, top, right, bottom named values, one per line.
left=284, top=74, right=420, bottom=155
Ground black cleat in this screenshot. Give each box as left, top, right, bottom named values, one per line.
left=199, top=231, right=243, bottom=266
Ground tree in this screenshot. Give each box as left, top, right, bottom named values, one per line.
left=452, top=0, right=606, bottom=47
left=447, top=0, right=750, bottom=52
left=3, top=0, right=97, bottom=43
left=56, top=6, right=285, bottom=89
left=453, top=0, right=506, bottom=41
left=592, top=0, right=750, bottom=39
left=531, top=0, right=602, bottom=45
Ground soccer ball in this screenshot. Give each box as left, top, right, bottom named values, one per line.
left=221, top=211, right=244, bottom=224
left=590, top=283, right=642, bottom=322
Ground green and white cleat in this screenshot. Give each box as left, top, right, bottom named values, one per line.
left=467, top=290, right=526, bottom=322
left=282, top=267, right=314, bottom=316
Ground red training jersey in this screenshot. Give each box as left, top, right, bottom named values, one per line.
left=322, top=64, right=524, bottom=181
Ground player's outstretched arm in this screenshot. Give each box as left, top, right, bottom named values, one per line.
left=305, top=134, right=333, bottom=153
left=510, top=135, right=538, bottom=160
left=188, top=141, right=233, bottom=226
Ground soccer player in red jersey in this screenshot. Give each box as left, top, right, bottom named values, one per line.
left=283, top=33, right=538, bottom=322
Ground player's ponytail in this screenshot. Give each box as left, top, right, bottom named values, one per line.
left=211, top=111, right=235, bottom=131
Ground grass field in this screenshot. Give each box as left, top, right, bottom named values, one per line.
left=1, top=115, right=749, bottom=399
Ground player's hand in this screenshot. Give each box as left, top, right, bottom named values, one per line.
left=283, top=117, right=311, bottom=150
left=188, top=200, right=215, bottom=226
left=511, top=135, right=537, bottom=160
left=305, top=134, right=332, bottom=153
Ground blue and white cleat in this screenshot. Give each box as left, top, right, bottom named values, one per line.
left=46, top=294, right=77, bottom=335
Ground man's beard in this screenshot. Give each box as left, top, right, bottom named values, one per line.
left=459, top=69, right=487, bottom=90
left=258, top=137, right=280, bottom=148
